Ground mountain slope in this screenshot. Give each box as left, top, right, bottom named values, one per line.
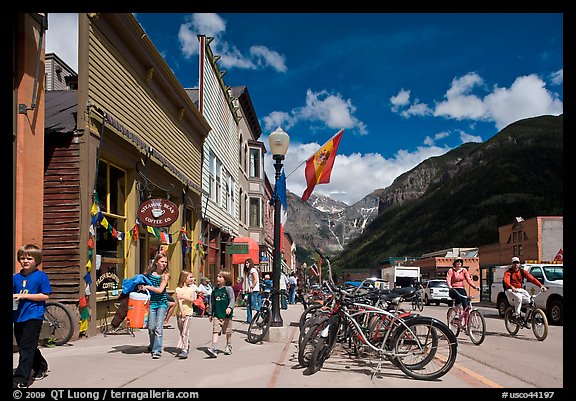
left=333, top=114, right=563, bottom=270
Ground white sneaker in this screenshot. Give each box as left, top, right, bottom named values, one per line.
left=204, top=347, right=218, bottom=358
left=224, top=344, right=232, bottom=355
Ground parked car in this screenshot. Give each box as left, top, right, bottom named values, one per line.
left=421, top=279, right=453, bottom=306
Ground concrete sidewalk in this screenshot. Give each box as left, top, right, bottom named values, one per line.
left=14, top=303, right=311, bottom=388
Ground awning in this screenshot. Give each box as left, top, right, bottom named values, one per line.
left=231, top=237, right=260, bottom=265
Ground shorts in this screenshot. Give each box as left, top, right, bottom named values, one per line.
left=212, top=317, right=232, bottom=335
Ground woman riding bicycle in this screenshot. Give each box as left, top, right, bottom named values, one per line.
left=446, top=258, right=478, bottom=313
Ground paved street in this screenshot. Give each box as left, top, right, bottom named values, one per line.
left=13, top=302, right=564, bottom=394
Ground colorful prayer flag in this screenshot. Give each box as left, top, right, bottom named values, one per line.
left=301, top=129, right=343, bottom=202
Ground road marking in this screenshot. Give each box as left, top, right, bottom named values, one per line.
left=452, top=361, right=504, bottom=388
left=267, top=325, right=298, bottom=388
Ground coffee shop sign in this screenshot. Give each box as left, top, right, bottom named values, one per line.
left=138, top=198, right=179, bottom=227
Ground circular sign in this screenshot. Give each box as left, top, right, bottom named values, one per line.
left=138, top=198, right=179, bottom=227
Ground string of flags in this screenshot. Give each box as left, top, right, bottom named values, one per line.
left=80, top=194, right=204, bottom=334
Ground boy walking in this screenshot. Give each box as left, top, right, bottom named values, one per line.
left=205, top=271, right=235, bottom=358
left=13, top=244, right=53, bottom=388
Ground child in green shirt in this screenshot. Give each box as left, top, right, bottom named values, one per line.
left=204, top=271, right=235, bottom=358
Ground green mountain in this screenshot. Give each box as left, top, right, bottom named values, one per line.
left=333, top=114, right=563, bottom=270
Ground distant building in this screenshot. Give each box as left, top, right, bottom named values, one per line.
left=45, top=53, right=78, bottom=90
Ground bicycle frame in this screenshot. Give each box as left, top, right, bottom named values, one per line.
left=321, top=299, right=424, bottom=358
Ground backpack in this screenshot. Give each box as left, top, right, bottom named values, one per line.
left=502, top=268, right=526, bottom=290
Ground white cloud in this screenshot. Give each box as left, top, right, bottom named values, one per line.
left=250, top=46, right=287, bottom=73
left=434, top=72, right=487, bottom=120
left=390, top=89, right=410, bottom=112
left=178, top=13, right=286, bottom=72
left=263, top=89, right=368, bottom=135
left=45, top=13, right=78, bottom=72
left=549, top=68, right=563, bottom=85
left=401, top=100, right=432, bottom=117
left=459, top=131, right=483, bottom=143
left=392, top=72, right=563, bottom=130
left=264, top=135, right=450, bottom=205
left=483, top=74, right=563, bottom=129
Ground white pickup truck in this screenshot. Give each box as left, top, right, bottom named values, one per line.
left=490, top=262, right=563, bottom=325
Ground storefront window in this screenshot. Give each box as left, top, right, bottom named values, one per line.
left=95, top=161, right=126, bottom=301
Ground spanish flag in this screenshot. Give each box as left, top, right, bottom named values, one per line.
left=301, top=129, right=343, bottom=202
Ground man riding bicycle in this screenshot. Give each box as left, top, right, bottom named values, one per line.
left=504, top=257, right=546, bottom=318
left=446, top=258, right=478, bottom=315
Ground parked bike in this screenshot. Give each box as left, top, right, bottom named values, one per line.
left=247, top=288, right=280, bottom=343
left=42, top=301, right=74, bottom=346
left=504, top=290, right=548, bottom=341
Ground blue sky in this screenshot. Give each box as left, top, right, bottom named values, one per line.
left=46, top=13, right=563, bottom=205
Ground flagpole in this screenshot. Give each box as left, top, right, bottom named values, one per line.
left=285, top=129, right=343, bottom=179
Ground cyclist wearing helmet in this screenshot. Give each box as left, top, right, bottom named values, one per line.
left=504, top=257, right=546, bottom=318
left=446, top=257, right=478, bottom=311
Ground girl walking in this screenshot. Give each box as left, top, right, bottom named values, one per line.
left=142, top=254, right=170, bottom=359
left=174, top=270, right=197, bottom=359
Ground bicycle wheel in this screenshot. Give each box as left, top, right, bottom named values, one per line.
left=307, top=316, right=340, bottom=374
left=298, top=315, right=329, bottom=367
left=504, top=307, right=520, bottom=335
left=531, top=308, right=548, bottom=341
left=467, top=310, right=486, bottom=345
left=446, top=308, right=461, bottom=337
left=43, top=301, right=74, bottom=346
left=390, top=317, right=458, bottom=381
left=298, top=304, right=323, bottom=332
left=417, top=297, right=424, bottom=312
left=247, top=309, right=271, bottom=343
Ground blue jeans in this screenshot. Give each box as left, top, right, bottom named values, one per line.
left=148, top=306, right=167, bottom=355
left=246, top=291, right=261, bottom=323
left=289, top=285, right=296, bottom=304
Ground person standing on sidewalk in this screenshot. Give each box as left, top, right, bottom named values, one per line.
left=288, top=272, right=298, bottom=304
left=174, top=270, right=196, bottom=359
left=280, top=271, right=289, bottom=310
left=205, top=271, right=235, bottom=358
left=13, top=244, right=52, bottom=388
left=142, top=254, right=170, bottom=359
left=244, top=259, right=261, bottom=323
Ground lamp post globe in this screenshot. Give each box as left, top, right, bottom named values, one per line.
left=268, top=127, right=290, bottom=327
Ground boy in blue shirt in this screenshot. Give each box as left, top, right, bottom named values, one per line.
left=13, top=244, right=52, bottom=388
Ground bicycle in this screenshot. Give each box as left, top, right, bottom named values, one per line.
left=247, top=288, right=280, bottom=343
left=307, top=286, right=458, bottom=380
left=504, top=289, right=548, bottom=341
left=446, top=295, right=486, bottom=345
left=411, top=290, right=424, bottom=312
left=42, top=301, right=75, bottom=346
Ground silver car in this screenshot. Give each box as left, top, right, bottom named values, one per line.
left=422, top=279, right=453, bottom=306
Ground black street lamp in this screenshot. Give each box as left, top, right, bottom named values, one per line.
left=268, top=127, right=290, bottom=327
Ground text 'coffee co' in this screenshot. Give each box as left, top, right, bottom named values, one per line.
left=138, top=198, right=179, bottom=227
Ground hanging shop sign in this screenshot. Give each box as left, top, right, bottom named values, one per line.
left=138, top=198, right=179, bottom=227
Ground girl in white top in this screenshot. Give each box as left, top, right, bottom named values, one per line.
left=174, top=271, right=197, bottom=359
left=244, top=259, right=261, bottom=323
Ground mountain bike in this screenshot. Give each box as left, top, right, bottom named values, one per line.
left=504, top=290, right=548, bottom=341
left=42, top=300, right=75, bottom=346
left=247, top=288, right=280, bottom=343
left=307, top=286, right=458, bottom=380
left=411, top=290, right=424, bottom=312
left=446, top=296, right=486, bottom=345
